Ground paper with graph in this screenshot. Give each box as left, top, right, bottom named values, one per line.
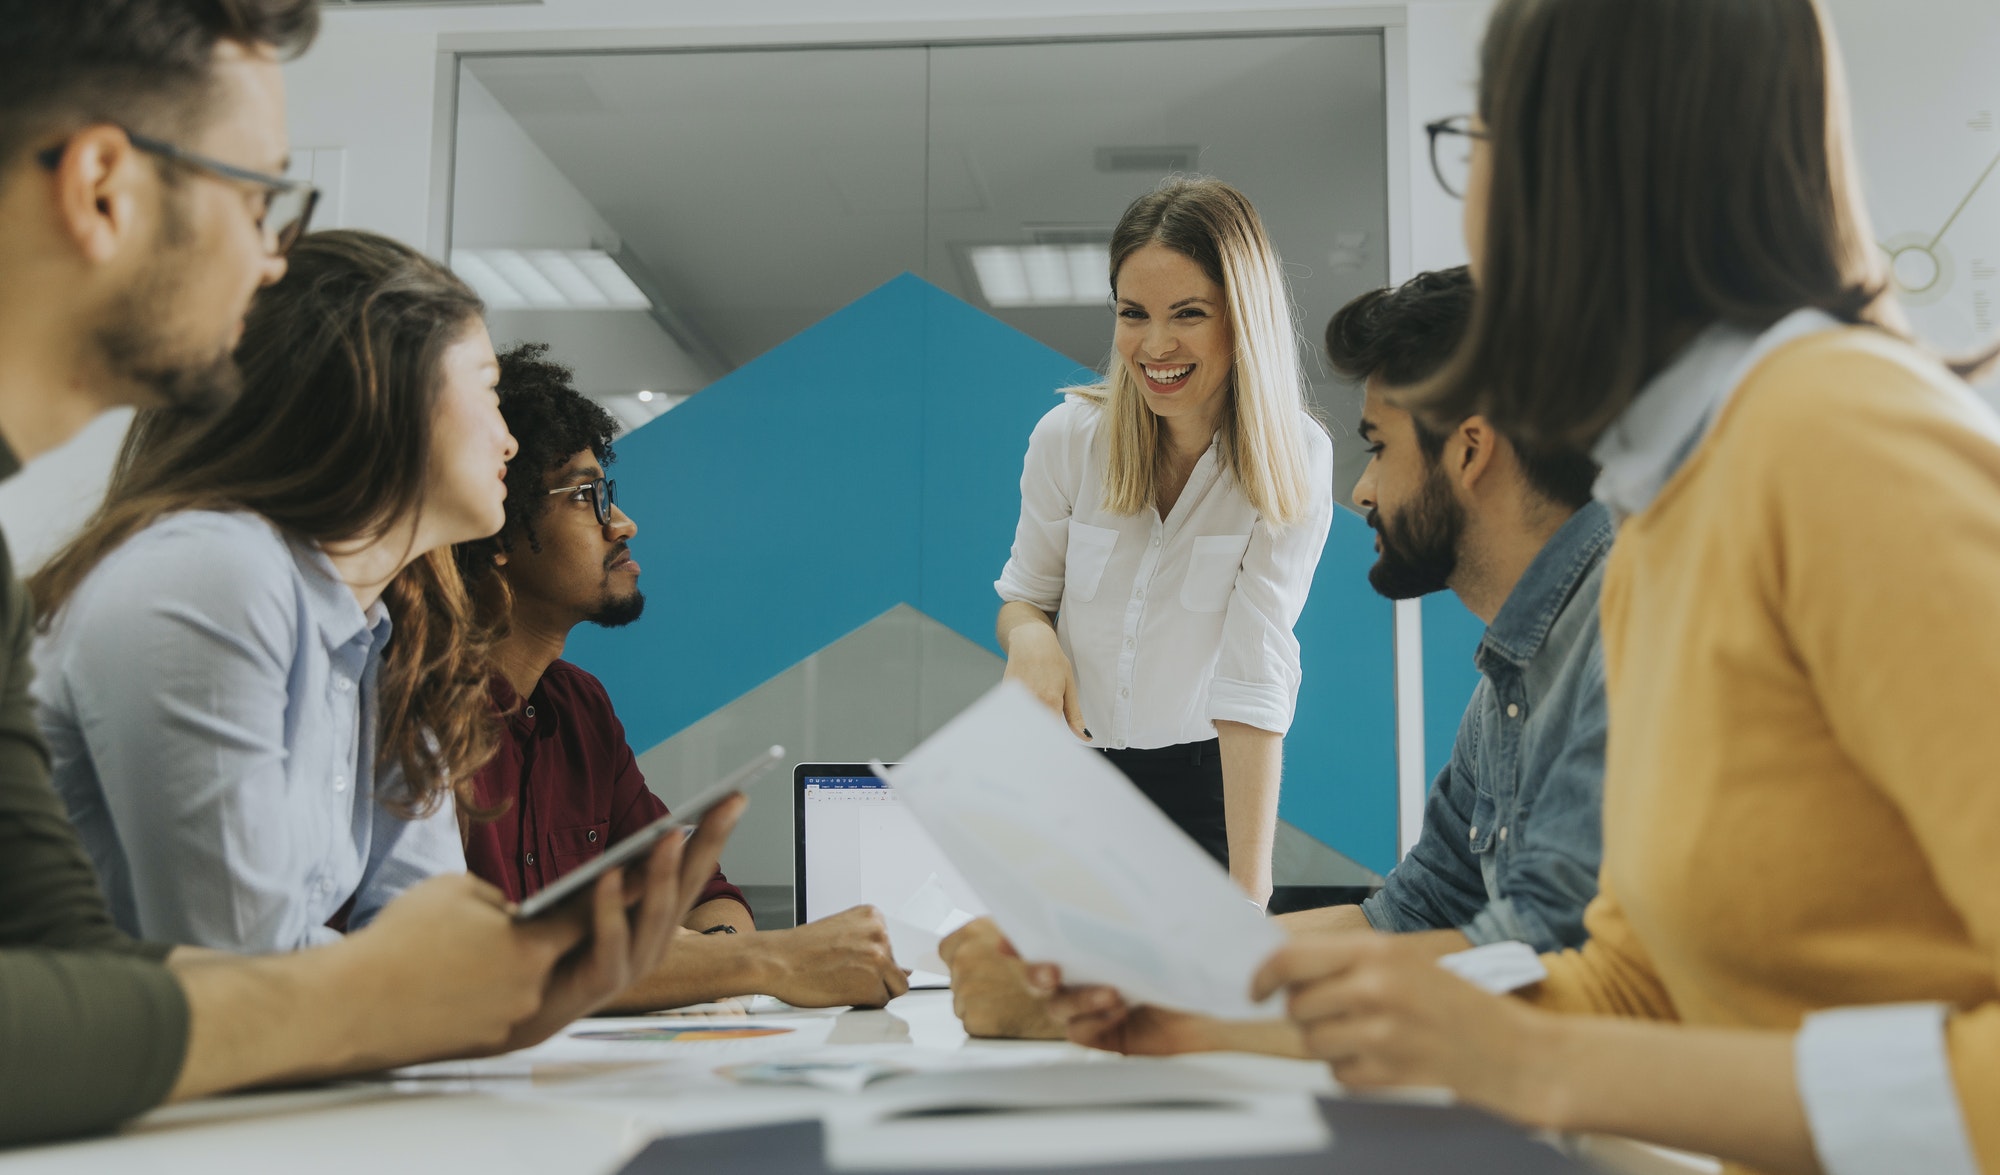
left=875, top=681, right=1284, bottom=1019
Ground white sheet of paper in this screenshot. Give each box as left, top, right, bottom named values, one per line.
left=1437, top=940, right=1549, bottom=993
left=875, top=681, right=1285, bottom=1018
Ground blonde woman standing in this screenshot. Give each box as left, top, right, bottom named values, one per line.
left=995, top=178, right=1333, bottom=905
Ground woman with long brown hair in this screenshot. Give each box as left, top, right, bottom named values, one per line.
left=1249, top=1, right=2000, bottom=1172
left=29, top=229, right=518, bottom=952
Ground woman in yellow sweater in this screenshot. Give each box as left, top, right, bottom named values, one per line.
left=1251, top=1, right=2000, bottom=1173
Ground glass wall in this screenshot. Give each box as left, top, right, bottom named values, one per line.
left=450, top=34, right=1392, bottom=922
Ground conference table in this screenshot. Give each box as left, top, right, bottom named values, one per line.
left=0, top=991, right=1719, bottom=1174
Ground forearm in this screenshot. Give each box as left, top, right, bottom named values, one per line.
left=683, top=898, right=754, bottom=934
left=1215, top=721, right=1280, bottom=904
left=166, top=944, right=386, bottom=1101
left=597, top=931, right=769, bottom=1014
left=996, top=601, right=1057, bottom=652
left=1519, top=1013, right=1817, bottom=1174
left=1277, top=903, right=1373, bottom=934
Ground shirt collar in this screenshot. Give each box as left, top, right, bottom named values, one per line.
left=1591, top=308, right=1842, bottom=522
left=1477, top=499, right=1615, bottom=672
left=489, top=669, right=560, bottom=740
left=284, top=531, right=389, bottom=653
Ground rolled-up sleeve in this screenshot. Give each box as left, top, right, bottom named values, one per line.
left=0, top=948, right=189, bottom=1145
left=1207, top=424, right=1335, bottom=733
left=995, top=401, right=1087, bottom=612
left=49, top=528, right=321, bottom=952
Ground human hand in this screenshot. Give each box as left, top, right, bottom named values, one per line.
left=755, top=905, right=908, bottom=1008
left=500, top=793, right=747, bottom=1051
left=1251, top=931, right=1553, bottom=1120
left=337, top=871, right=580, bottom=1064
left=1001, top=624, right=1087, bottom=739
left=938, top=918, right=1066, bottom=1039
left=1037, top=982, right=1298, bottom=1056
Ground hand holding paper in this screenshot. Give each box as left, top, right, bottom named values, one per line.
left=874, top=681, right=1285, bottom=1019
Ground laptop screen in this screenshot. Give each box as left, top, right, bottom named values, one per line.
left=797, top=768, right=986, bottom=937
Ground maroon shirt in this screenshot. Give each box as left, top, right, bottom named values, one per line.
left=466, top=659, right=746, bottom=913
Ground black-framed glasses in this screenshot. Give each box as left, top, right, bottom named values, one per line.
left=548, top=477, right=618, bottom=527
left=36, top=128, right=319, bottom=256
left=1424, top=115, right=1489, bottom=200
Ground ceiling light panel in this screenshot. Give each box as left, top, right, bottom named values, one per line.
left=450, top=248, right=653, bottom=311
left=968, top=244, right=1110, bottom=308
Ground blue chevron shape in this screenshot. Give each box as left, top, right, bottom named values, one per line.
left=565, top=272, right=1417, bottom=872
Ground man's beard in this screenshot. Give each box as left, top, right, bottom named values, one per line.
left=1365, top=464, right=1464, bottom=601
left=92, top=197, right=242, bottom=417
left=589, top=587, right=646, bottom=628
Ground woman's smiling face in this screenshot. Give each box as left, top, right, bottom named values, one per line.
left=1113, top=242, right=1234, bottom=430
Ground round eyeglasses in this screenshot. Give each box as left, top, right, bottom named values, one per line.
left=1424, top=115, right=1489, bottom=201
left=547, top=477, right=618, bottom=527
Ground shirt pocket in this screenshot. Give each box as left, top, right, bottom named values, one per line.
left=547, top=820, right=611, bottom=879
left=1180, top=533, right=1252, bottom=613
left=1064, top=522, right=1120, bottom=604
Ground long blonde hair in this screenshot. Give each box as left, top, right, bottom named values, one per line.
left=1065, top=177, right=1318, bottom=524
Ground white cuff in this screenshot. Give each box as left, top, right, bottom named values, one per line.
left=993, top=569, right=1062, bottom=613
left=1207, top=676, right=1293, bottom=735
left=1794, top=1002, right=1978, bottom=1175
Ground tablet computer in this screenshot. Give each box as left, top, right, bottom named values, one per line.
left=513, top=744, right=784, bottom=921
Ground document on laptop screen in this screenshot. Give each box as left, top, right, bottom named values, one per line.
left=874, top=681, right=1285, bottom=1019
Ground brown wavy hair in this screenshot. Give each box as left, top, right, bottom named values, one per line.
left=31, top=229, right=498, bottom=815
left=1414, top=0, right=1997, bottom=452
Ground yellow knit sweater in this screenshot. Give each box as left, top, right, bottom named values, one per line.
left=1531, top=328, right=1999, bottom=1172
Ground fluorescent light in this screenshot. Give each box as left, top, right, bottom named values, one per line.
left=450, top=248, right=653, bottom=311
left=968, top=244, right=1110, bottom=308
left=636, top=390, right=655, bottom=402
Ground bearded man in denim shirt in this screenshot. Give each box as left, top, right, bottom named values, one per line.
left=1277, top=266, right=1611, bottom=958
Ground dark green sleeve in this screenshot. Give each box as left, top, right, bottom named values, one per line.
left=0, top=529, right=190, bottom=1143
left=0, top=541, right=158, bottom=955
left=0, top=947, right=189, bottom=1145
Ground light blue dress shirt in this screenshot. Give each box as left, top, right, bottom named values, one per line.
left=33, top=510, right=464, bottom=953
left=1592, top=310, right=1980, bottom=1175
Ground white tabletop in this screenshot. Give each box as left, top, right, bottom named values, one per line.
left=0, top=992, right=1715, bottom=1175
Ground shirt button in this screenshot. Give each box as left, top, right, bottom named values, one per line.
left=1499, top=827, right=1510, bottom=842
left=1135, top=589, right=1145, bottom=600
left=1506, top=703, right=1521, bottom=718
left=1469, top=826, right=1478, bottom=841
left=525, top=852, right=537, bottom=866
left=524, top=705, right=537, bottom=719
left=1120, top=687, right=1131, bottom=698
left=1124, top=638, right=1135, bottom=649
left=1150, top=537, right=1160, bottom=547
left=587, top=830, right=598, bottom=843
left=332, top=773, right=347, bottom=793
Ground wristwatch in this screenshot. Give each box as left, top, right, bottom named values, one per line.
left=700, top=923, right=738, bottom=935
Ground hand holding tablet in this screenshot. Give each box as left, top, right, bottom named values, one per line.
left=513, top=745, right=784, bottom=922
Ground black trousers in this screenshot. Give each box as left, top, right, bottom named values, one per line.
left=1101, top=738, right=1229, bottom=868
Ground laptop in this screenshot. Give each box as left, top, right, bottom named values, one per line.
left=793, top=763, right=987, bottom=988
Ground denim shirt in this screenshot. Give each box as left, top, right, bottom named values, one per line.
left=33, top=511, right=463, bottom=952
left=1361, top=500, right=1613, bottom=952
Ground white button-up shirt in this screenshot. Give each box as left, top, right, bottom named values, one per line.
left=995, top=397, right=1334, bottom=749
